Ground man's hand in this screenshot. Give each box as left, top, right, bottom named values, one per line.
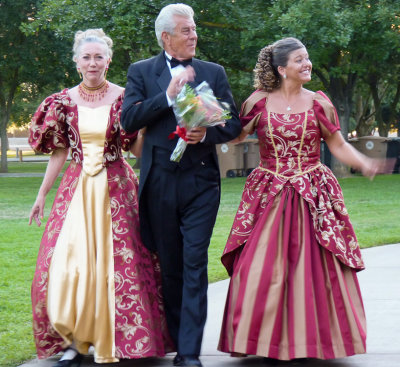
left=186, top=127, right=206, bottom=144
left=167, top=66, right=196, bottom=100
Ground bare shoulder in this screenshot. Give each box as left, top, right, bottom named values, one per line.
left=303, top=88, right=315, bottom=96
left=68, top=85, right=79, bottom=98
left=109, top=82, right=124, bottom=98
left=302, top=88, right=315, bottom=98
left=302, top=88, right=316, bottom=104
left=108, top=82, right=124, bottom=93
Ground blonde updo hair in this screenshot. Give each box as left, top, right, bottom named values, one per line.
left=72, top=28, right=113, bottom=61
left=254, top=37, right=305, bottom=92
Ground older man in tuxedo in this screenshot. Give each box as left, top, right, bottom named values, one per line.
left=121, top=4, right=241, bottom=367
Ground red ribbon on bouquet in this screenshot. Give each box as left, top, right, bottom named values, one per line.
left=168, top=125, right=188, bottom=141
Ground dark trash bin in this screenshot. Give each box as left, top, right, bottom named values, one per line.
left=320, top=141, right=332, bottom=168
left=386, top=138, right=400, bottom=174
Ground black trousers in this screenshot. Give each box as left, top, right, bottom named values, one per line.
left=145, top=148, right=220, bottom=356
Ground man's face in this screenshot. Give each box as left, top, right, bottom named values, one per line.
left=162, top=15, right=197, bottom=60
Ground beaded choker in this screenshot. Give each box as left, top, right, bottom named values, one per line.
left=78, top=80, right=109, bottom=102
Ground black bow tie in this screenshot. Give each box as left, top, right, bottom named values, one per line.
left=169, top=57, right=192, bottom=68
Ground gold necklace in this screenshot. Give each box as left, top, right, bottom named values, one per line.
left=78, top=80, right=109, bottom=102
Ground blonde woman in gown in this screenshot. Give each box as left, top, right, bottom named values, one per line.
left=29, top=29, right=171, bottom=366
left=218, top=38, right=385, bottom=361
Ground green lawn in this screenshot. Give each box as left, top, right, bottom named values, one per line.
left=5, top=157, right=137, bottom=173
left=1, top=162, right=399, bottom=366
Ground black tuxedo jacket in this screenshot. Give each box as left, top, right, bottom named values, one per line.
left=121, top=51, right=241, bottom=186
left=121, top=52, right=241, bottom=250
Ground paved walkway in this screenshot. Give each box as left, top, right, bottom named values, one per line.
left=1, top=156, right=50, bottom=178
left=20, top=244, right=400, bottom=367
left=0, top=173, right=49, bottom=177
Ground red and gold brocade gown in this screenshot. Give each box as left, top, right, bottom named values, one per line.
left=218, top=91, right=366, bottom=360
left=29, top=90, right=172, bottom=362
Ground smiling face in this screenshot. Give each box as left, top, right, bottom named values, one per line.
left=76, top=42, right=110, bottom=86
left=162, top=15, right=197, bottom=60
left=279, top=47, right=312, bottom=84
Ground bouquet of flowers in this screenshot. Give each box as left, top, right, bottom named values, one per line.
left=169, top=81, right=231, bottom=162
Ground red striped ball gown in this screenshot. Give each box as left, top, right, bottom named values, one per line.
left=218, top=91, right=366, bottom=360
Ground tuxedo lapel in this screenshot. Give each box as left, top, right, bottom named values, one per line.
left=192, top=59, right=202, bottom=87
left=157, top=67, right=171, bottom=92
left=155, top=52, right=171, bottom=92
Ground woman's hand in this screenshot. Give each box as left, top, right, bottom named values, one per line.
left=361, top=157, right=395, bottom=180
left=28, top=148, right=69, bottom=227
left=229, top=129, right=248, bottom=144
left=29, top=194, right=46, bottom=227
left=325, top=131, right=395, bottom=180
left=130, top=127, right=146, bottom=157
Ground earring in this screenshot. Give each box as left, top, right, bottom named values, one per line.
left=283, top=74, right=287, bottom=79
left=104, top=67, right=109, bottom=79
left=77, top=68, right=82, bottom=79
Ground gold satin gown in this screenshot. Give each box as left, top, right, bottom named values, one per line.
left=47, top=105, right=118, bottom=362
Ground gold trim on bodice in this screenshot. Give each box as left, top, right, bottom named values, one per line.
left=264, top=109, right=322, bottom=179
left=257, top=163, right=322, bottom=179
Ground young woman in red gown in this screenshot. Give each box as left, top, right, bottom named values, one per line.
left=218, top=37, right=383, bottom=361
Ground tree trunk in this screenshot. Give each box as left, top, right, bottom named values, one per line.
left=368, top=78, right=389, bottom=137
left=377, top=122, right=390, bottom=137
left=0, top=68, right=19, bottom=173
left=313, top=68, right=357, bottom=177
left=328, top=78, right=353, bottom=140
left=326, top=76, right=356, bottom=177
left=354, top=94, right=375, bottom=136
left=0, top=114, right=8, bottom=173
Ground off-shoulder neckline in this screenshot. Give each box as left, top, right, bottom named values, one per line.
left=267, top=108, right=314, bottom=116
left=264, top=90, right=317, bottom=115
left=56, top=88, right=123, bottom=108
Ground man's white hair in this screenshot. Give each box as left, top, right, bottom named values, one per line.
left=155, top=3, right=194, bottom=48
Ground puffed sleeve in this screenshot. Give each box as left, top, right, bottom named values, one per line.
left=28, top=92, right=70, bottom=154
left=114, top=92, right=138, bottom=151
left=240, top=90, right=268, bottom=135
left=120, top=126, right=138, bottom=152
left=313, top=91, right=341, bottom=139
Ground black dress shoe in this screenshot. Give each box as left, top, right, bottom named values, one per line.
left=53, top=352, right=82, bottom=367
left=293, top=358, right=310, bottom=364
left=179, top=356, right=202, bottom=367
left=262, top=357, right=279, bottom=366
left=173, top=353, right=184, bottom=366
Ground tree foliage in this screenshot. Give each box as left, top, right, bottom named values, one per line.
left=25, top=0, right=400, bottom=133
left=2, top=0, right=399, bottom=172
left=0, top=0, right=74, bottom=172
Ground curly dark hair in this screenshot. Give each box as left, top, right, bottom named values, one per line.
left=254, top=37, right=305, bottom=92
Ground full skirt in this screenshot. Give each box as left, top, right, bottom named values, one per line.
left=31, top=161, right=172, bottom=361
left=218, top=186, right=366, bottom=360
